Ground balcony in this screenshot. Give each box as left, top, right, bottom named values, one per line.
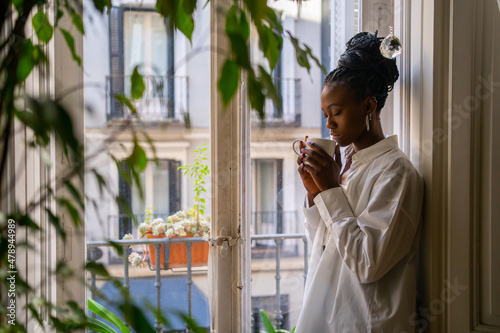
left=87, top=234, right=308, bottom=332
left=106, top=74, right=189, bottom=123
left=251, top=78, right=301, bottom=126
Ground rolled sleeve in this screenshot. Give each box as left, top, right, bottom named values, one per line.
left=313, top=187, right=354, bottom=228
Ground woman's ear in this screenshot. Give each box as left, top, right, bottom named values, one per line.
left=365, top=96, right=377, bottom=114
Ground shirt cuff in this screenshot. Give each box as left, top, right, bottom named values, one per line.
left=313, top=187, right=353, bottom=228
left=303, top=196, right=321, bottom=229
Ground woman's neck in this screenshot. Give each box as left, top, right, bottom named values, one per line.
left=353, top=119, right=385, bottom=152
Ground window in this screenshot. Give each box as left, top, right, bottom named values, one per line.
left=118, top=159, right=181, bottom=238
left=251, top=159, right=283, bottom=249
left=109, top=7, right=180, bottom=121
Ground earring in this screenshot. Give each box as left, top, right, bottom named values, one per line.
left=366, top=114, right=372, bottom=131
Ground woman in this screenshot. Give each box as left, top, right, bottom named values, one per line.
left=295, top=31, right=424, bottom=332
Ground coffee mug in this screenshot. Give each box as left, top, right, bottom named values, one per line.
left=292, top=137, right=336, bottom=158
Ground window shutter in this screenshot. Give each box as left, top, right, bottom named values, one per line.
left=109, top=6, right=124, bottom=120
left=169, top=160, right=181, bottom=214
left=118, top=161, right=132, bottom=238
left=276, top=159, right=283, bottom=234
left=167, top=23, right=175, bottom=118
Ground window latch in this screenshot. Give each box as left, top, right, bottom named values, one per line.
left=209, top=235, right=245, bottom=258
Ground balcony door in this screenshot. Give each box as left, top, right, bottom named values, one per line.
left=251, top=159, right=283, bottom=247
left=109, top=7, right=176, bottom=120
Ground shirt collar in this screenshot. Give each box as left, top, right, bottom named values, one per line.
left=350, top=135, right=399, bottom=165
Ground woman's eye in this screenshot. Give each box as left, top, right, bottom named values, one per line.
left=333, top=110, right=342, bottom=116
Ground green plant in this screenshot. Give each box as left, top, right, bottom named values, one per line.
left=178, top=143, right=210, bottom=220
left=87, top=298, right=130, bottom=333
left=259, top=309, right=295, bottom=333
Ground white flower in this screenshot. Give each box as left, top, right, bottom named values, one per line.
left=122, top=233, right=134, bottom=240
left=138, top=222, right=151, bottom=235
left=152, top=218, right=164, bottom=226
left=152, top=224, right=166, bottom=236
left=128, top=252, right=145, bottom=267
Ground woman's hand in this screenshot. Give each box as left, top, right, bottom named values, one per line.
left=297, top=141, right=321, bottom=203
left=298, top=141, right=342, bottom=194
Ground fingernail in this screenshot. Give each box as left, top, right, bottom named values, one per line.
left=306, top=141, right=312, bottom=144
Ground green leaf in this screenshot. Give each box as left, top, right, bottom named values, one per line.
left=64, top=180, right=84, bottom=209
left=88, top=299, right=130, bottom=333
left=226, top=6, right=249, bottom=41
left=130, top=67, right=145, bottom=99
left=176, top=0, right=195, bottom=41
left=17, top=40, right=35, bottom=82
left=218, top=59, right=239, bottom=106
left=259, top=309, right=275, bottom=333
left=115, top=94, right=136, bottom=113
left=57, top=197, right=81, bottom=226
left=244, top=0, right=268, bottom=23
left=33, top=10, right=54, bottom=43
left=287, top=32, right=310, bottom=72
left=56, top=260, right=75, bottom=277
left=18, top=215, right=41, bottom=231
left=87, top=316, right=119, bottom=333
left=127, top=141, right=148, bottom=172
left=85, top=262, right=112, bottom=278
left=72, top=13, right=85, bottom=34
left=304, top=44, right=326, bottom=74
left=92, top=0, right=112, bottom=13
left=247, top=74, right=265, bottom=120
left=107, top=241, right=124, bottom=256
left=60, top=28, right=81, bottom=66
left=118, top=303, right=155, bottom=333
left=257, top=24, right=282, bottom=70
left=183, top=0, right=197, bottom=15
left=178, top=313, right=206, bottom=333
left=46, top=208, right=66, bottom=241
left=12, top=0, right=23, bottom=14
left=258, top=65, right=281, bottom=111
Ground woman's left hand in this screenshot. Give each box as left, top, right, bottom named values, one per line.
left=301, top=142, right=342, bottom=191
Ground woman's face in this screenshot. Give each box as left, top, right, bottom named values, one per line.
left=321, top=82, right=371, bottom=147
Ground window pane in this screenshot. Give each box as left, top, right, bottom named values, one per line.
left=131, top=167, right=146, bottom=215
left=153, top=161, right=170, bottom=216
left=124, top=12, right=144, bottom=76
left=85, top=3, right=211, bottom=330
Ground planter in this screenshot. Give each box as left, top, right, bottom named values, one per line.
left=146, top=233, right=209, bottom=269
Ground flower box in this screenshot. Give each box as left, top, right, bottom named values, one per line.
left=147, top=233, right=209, bottom=269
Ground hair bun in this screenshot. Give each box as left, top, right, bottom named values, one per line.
left=323, top=31, right=400, bottom=112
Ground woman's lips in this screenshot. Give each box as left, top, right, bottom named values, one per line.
left=330, top=134, right=340, bottom=141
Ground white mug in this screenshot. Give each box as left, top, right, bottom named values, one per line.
left=292, top=137, right=336, bottom=158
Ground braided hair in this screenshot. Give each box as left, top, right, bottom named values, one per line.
left=323, top=31, right=399, bottom=113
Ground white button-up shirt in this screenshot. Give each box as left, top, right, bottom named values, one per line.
left=295, top=135, right=424, bottom=333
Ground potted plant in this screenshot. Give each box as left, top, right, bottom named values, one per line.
left=127, top=144, right=211, bottom=269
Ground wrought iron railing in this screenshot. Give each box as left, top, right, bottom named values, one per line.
left=106, top=74, right=189, bottom=122
left=251, top=78, right=301, bottom=125
left=87, top=234, right=308, bottom=332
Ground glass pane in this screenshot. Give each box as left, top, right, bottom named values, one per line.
left=250, top=1, right=321, bottom=331
left=85, top=3, right=212, bottom=331
left=131, top=168, right=146, bottom=216
left=124, top=12, right=144, bottom=76
left=152, top=161, right=170, bottom=216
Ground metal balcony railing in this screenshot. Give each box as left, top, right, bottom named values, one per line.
left=87, top=234, right=308, bottom=333
left=251, top=78, right=301, bottom=125
left=106, top=74, right=189, bottom=122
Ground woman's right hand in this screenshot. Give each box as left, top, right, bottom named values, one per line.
left=297, top=141, right=321, bottom=205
